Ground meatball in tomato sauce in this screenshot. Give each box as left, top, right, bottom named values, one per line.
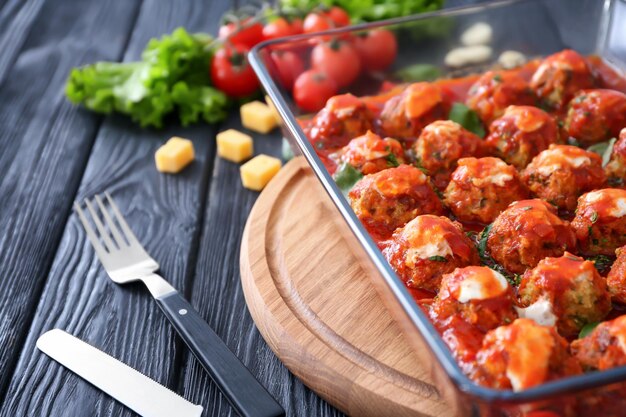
left=572, top=316, right=626, bottom=371
left=571, top=188, right=626, bottom=256
left=473, top=318, right=582, bottom=391
left=430, top=266, right=517, bottom=371
left=530, top=49, right=595, bottom=111
left=487, top=199, right=576, bottom=274
left=521, top=144, right=606, bottom=212
left=444, top=157, right=528, bottom=224
left=378, top=82, right=447, bottom=141
left=413, top=120, right=485, bottom=190
left=307, top=94, right=374, bottom=150
left=348, top=165, right=443, bottom=240
left=382, top=215, right=479, bottom=292
left=607, top=245, right=626, bottom=304
left=431, top=266, right=517, bottom=332
left=564, top=89, right=626, bottom=147
left=517, top=252, right=610, bottom=338
left=337, top=131, right=404, bottom=175
left=466, top=71, right=536, bottom=125
left=484, top=105, right=559, bottom=169
left=605, top=128, right=626, bottom=187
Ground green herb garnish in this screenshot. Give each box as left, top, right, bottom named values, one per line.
left=578, top=322, right=600, bottom=339
left=428, top=255, right=448, bottom=262
left=385, top=152, right=400, bottom=167
left=334, top=163, right=363, bottom=196
left=394, top=64, right=441, bottom=82
left=587, top=138, right=616, bottom=167
left=448, top=102, right=486, bottom=138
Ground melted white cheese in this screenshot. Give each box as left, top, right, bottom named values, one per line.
left=515, top=298, right=557, bottom=327
left=609, top=198, right=626, bottom=218
left=472, top=172, right=513, bottom=187
left=456, top=269, right=509, bottom=303
left=534, top=150, right=590, bottom=176
left=407, top=239, right=453, bottom=261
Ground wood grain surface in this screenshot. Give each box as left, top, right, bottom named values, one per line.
left=0, top=0, right=486, bottom=416
left=240, top=157, right=451, bottom=417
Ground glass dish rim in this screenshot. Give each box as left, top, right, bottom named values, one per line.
left=248, top=0, right=626, bottom=404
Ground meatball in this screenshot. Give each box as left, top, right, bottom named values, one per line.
left=487, top=199, right=577, bottom=274
left=571, top=188, right=626, bottom=256
left=521, top=144, right=606, bottom=212
left=607, top=245, right=626, bottom=303
left=382, top=215, right=479, bottom=292
left=379, top=82, right=447, bottom=141
left=337, top=131, right=405, bottom=175
left=564, top=89, right=626, bottom=146
left=413, top=120, right=485, bottom=189
left=307, top=94, right=374, bottom=150
left=484, top=105, right=559, bottom=169
left=571, top=315, right=626, bottom=371
left=517, top=252, right=611, bottom=338
left=430, top=266, right=517, bottom=332
left=605, top=128, right=626, bottom=187
left=473, top=318, right=582, bottom=391
left=349, top=165, right=443, bottom=240
left=466, top=71, right=536, bottom=125
left=530, top=49, right=595, bottom=111
left=444, top=157, right=528, bottom=224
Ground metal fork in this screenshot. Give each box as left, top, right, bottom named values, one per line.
left=74, top=192, right=285, bottom=417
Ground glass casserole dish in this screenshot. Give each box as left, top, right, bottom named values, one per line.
left=249, top=0, right=626, bottom=415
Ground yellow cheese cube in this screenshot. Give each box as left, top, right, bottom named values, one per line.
left=155, top=137, right=195, bottom=174
left=265, top=95, right=282, bottom=124
left=240, top=154, right=282, bottom=191
left=216, top=129, right=253, bottom=163
left=240, top=101, right=278, bottom=134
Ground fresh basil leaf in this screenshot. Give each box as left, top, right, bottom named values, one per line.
left=394, top=64, right=441, bottom=82
left=579, top=322, right=600, bottom=339
left=334, top=163, right=363, bottom=196
left=448, top=102, right=485, bottom=138
left=587, top=138, right=616, bottom=167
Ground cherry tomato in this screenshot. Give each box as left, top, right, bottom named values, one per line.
left=290, top=18, right=303, bottom=35
left=326, top=6, right=350, bottom=27
left=263, top=17, right=303, bottom=40
left=353, top=29, right=397, bottom=72
left=294, top=70, right=337, bottom=112
left=311, top=39, right=361, bottom=88
left=303, top=12, right=333, bottom=34
left=210, top=45, right=259, bottom=98
left=270, top=50, right=305, bottom=91
left=218, top=18, right=264, bottom=49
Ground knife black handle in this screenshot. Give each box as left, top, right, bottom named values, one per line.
left=155, top=291, right=285, bottom=417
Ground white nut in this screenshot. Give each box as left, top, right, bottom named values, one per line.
left=444, top=45, right=493, bottom=68
left=460, top=22, right=493, bottom=46
left=498, top=50, right=527, bottom=69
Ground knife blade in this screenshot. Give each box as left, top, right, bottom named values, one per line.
left=36, top=329, right=203, bottom=417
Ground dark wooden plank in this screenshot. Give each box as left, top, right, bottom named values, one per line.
left=179, top=114, right=345, bottom=417
left=0, top=0, right=46, bottom=83
left=0, top=0, right=142, bottom=403
left=0, top=0, right=237, bottom=414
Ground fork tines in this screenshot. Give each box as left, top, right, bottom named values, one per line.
left=73, top=193, right=138, bottom=255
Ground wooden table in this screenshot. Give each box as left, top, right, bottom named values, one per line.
left=0, top=0, right=481, bottom=415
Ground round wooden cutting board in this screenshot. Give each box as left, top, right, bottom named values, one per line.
left=240, top=157, right=451, bottom=417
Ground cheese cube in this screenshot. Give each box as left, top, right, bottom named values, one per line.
left=265, top=95, right=282, bottom=124
left=240, top=154, right=282, bottom=191
left=240, top=101, right=278, bottom=134
left=216, top=129, right=253, bottom=163
left=155, top=137, right=195, bottom=174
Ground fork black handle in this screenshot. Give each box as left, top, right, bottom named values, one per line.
left=155, top=291, right=285, bottom=417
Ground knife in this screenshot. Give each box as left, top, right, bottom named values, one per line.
left=36, top=329, right=203, bottom=417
